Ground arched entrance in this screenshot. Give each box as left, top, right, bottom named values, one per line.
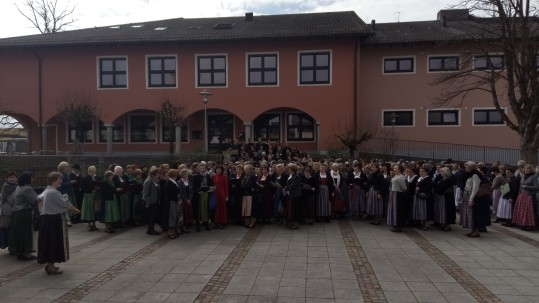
left=0, top=115, right=27, bottom=153
left=253, top=109, right=317, bottom=145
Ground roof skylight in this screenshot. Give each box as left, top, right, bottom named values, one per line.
left=214, top=23, right=235, bottom=29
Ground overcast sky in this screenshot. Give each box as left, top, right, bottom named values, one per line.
left=0, top=0, right=463, bottom=38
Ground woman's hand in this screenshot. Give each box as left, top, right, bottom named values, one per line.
left=468, top=200, right=474, bottom=207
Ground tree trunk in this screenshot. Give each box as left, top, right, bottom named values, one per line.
left=348, top=146, right=355, bottom=159
left=520, top=139, right=538, bottom=165
left=169, top=125, right=174, bottom=155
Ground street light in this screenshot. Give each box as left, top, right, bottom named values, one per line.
left=390, top=112, right=399, bottom=161
left=199, top=90, right=213, bottom=153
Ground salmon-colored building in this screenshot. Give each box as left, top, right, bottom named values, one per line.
left=0, top=9, right=521, bottom=157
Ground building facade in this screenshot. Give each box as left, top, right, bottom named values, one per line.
left=0, top=9, right=522, bottom=156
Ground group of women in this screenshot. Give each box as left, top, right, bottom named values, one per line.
left=2, top=157, right=539, bottom=275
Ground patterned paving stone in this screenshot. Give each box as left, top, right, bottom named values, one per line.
left=194, top=226, right=264, bottom=303
left=405, top=229, right=504, bottom=303
left=338, top=219, right=388, bottom=303
left=51, top=235, right=169, bottom=303
left=0, top=229, right=126, bottom=287
left=489, top=224, right=539, bottom=249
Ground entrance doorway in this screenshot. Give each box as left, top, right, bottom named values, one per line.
left=208, top=114, right=233, bottom=151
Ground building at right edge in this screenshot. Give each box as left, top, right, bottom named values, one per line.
left=359, top=9, right=522, bottom=162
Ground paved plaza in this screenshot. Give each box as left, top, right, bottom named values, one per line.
left=1, top=219, right=539, bottom=303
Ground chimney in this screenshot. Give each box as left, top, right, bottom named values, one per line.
left=245, top=12, right=253, bottom=21
left=371, top=19, right=376, bottom=31
left=437, top=9, right=469, bottom=22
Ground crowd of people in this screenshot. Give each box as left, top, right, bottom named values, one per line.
left=0, top=153, right=538, bottom=275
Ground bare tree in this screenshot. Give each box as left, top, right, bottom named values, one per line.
left=16, top=0, right=77, bottom=34
left=433, top=0, right=539, bottom=164
left=159, top=98, right=186, bottom=155
left=0, top=115, right=23, bottom=136
left=57, top=90, right=100, bottom=155
left=332, top=117, right=378, bottom=159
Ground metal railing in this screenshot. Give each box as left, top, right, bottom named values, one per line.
left=359, top=137, right=524, bottom=164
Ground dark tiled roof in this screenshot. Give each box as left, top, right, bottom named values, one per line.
left=364, top=16, right=506, bottom=45
left=0, top=11, right=371, bottom=48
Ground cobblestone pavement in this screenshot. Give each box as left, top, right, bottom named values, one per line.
left=1, top=219, right=539, bottom=302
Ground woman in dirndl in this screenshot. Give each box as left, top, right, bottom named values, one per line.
left=387, top=164, right=407, bottom=232
left=499, top=167, right=519, bottom=225
left=512, top=164, right=539, bottom=231
left=330, top=163, right=346, bottom=219
left=462, top=161, right=492, bottom=237
left=348, top=163, right=367, bottom=220
left=212, top=165, right=229, bottom=229
left=256, top=164, right=272, bottom=225
left=0, top=171, right=17, bottom=250
left=112, top=166, right=130, bottom=227
left=241, top=164, right=258, bottom=228
left=131, top=169, right=145, bottom=226
left=101, top=171, right=120, bottom=233
left=80, top=166, right=99, bottom=231
left=301, top=166, right=317, bottom=225
left=433, top=167, right=456, bottom=231
left=38, top=172, right=80, bottom=274
left=490, top=166, right=504, bottom=221
left=9, top=171, right=37, bottom=261
left=367, top=164, right=385, bottom=225
left=314, top=163, right=332, bottom=222
left=412, top=165, right=434, bottom=231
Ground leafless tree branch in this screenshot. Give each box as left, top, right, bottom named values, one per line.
left=16, top=0, right=77, bottom=34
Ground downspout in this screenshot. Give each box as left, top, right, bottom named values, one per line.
left=31, top=49, right=43, bottom=154
left=353, top=37, right=359, bottom=135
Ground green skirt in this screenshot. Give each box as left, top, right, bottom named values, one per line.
left=80, top=193, right=96, bottom=221
left=118, top=193, right=131, bottom=223
left=105, top=197, right=120, bottom=223
left=8, top=209, right=34, bottom=254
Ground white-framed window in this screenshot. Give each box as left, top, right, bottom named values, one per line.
left=247, top=52, right=278, bottom=86
left=298, top=50, right=331, bottom=85
left=473, top=108, right=505, bottom=126
left=427, top=109, right=460, bottom=126
left=67, top=121, right=94, bottom=143
left=161, top=119, right=189, bottom=143
left=286, top=112, right=315, bottom=141
left=474, top=54, right=504, bottom=70
left=428, top=55, right=459, bottom=72
left=147, top=55, right=177, bottom=88
left=196, top=54, right=227, bottom=87
left=97, top=56, right=128, bottom=89
left=98, top=119, right=125, bottom=143
left=382, top=110, right=415, bottom=127
left=383, top=56, right=415, bottom=74
left=129, top=114, right=156, bottom=143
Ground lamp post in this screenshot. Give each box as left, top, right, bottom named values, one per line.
left=199, top=90, right=213, bottom=153
left=390, top=112, right=399, bottom=161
